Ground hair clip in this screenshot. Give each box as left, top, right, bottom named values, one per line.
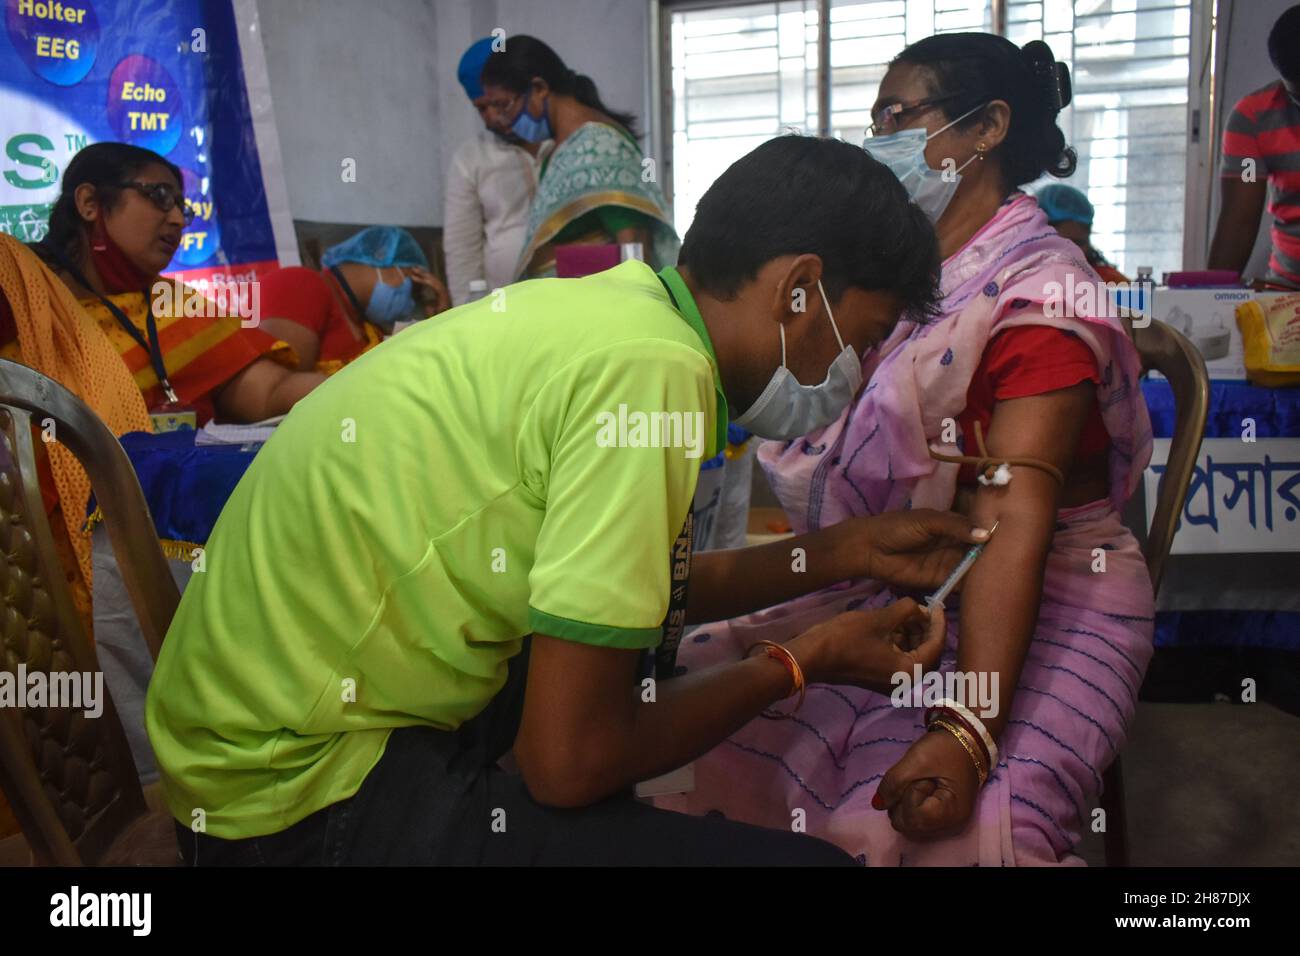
left=1039, top=61, right=1071, bottom=111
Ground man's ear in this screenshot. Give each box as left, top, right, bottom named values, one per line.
left=770, top=253, right=825, bottom=326
left=73, top=183, right=100, bottom=224
left=978, top=100, right=1011, bottom=151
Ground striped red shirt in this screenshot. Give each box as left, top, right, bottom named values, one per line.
left=1222, top=81, right=1300, bottom=287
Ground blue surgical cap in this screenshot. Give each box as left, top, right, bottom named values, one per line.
left=458, top=37, right=495, bottom=101
left=321, top=226, right=428, bottom=270
left=1035, top=184, right=1094, bottom=227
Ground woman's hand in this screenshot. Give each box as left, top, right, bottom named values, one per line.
left=848, top=510, right=989, bottom=591
left=787, top=598, right=945, bottom=695
left=873, top=727, right=980, bottom=838
left=406, top=267, right=452, bottom=315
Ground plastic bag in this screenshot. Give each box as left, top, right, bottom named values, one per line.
left=1235, top=294, right=1300, bottom=387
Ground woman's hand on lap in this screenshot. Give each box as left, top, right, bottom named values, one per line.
left=875, top=728, right=980, bottom=838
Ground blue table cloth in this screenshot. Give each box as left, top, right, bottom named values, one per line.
left=89, top=429, right=260, bottom=547
left=1142, top=379, right=1300, bottom=439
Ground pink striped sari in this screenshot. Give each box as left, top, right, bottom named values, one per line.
left=658, top=193, right=1155, bottom=865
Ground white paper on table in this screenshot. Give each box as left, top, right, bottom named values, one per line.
left=194, top=415, right=286, bottom=446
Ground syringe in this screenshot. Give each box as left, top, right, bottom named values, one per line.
left=925, top=520, right=999, bottom=610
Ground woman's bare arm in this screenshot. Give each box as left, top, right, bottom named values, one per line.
left=954, top=381, right=1094, bottom=739
left=213, top=357, right=325, bottom=423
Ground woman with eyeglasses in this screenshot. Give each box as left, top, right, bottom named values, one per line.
left=660, top=34, right=1156, bottom=867
left=479, top=36, right=678, bottom=278
left=22, top=142, right=325, bottom=427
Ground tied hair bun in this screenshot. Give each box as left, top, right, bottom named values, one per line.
left=1021, top=40, right=1072, bottom=112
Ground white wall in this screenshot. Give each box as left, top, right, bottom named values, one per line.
left=255, top=0, right=442, bottom=226
left=255, top=0, right=651, bottom=227
left=1210, top=0, right=1292, bottom=274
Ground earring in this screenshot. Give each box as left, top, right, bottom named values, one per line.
left=976, top=143, right=987, bottom=161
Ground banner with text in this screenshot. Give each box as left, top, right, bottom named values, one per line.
left=1, top=0, right=279, bottom=285
left=1146, top=437, right=1300, bottom=553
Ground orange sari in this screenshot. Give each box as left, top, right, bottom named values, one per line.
left=0, top=236, right=153, bottom=842
left=0, top=240, right=299, bottom=843
left=0, top=242, right=294, bottom=603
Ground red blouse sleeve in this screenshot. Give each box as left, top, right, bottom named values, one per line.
left=957, top=325, right=1110, bottom=485
left=259, top=266, right=333, bottom=335
left=981, top=325, right=1102, bottom=400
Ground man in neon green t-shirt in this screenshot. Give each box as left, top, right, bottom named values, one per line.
left=147, top=135, right=985, bottom=865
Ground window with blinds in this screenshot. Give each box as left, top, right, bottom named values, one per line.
left=668, top=2, right=820, bottom=238
left=666, top=0, right=1193, bottom=276
left=1006, top=1, right=1192, bottom=278
left=827, top=1, right=991, bottom=142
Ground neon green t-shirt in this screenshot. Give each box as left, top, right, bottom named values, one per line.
left=145, top=261, right=727, bottom=839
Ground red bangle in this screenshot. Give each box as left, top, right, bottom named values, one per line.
left=747, top=640, right=806, bottom=719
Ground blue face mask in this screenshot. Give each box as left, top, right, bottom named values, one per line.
left=366, top=268, right=414, bottom=329
left=511, top=94, right=552, bottom=143
left=863, top=101, right=986, bottom=223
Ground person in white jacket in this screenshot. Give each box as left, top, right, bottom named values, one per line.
left=444, top=37, right=552, bottom=306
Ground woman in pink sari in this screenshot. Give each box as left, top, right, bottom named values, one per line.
left=659, top=33, right=1155, bottom=865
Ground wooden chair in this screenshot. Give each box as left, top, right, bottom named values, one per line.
left=0, top=360, right=180, bottom=865
left=1100, top=319, right=1209, bottom=866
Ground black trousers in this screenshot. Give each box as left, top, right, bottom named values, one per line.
left=178, top=642, right=854, bottom=866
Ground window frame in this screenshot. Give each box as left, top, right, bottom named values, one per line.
left=654, top=0, right=1218, bottom=271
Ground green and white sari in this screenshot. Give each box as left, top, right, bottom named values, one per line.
left=515, top=122, right=679, bottom=279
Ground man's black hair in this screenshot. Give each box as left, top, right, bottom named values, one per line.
left=1270, top=5, right=1300, bottom=84
left=679, top=135, right=941, bottom=321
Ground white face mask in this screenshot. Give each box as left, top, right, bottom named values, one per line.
left=732, top=280, right=863, bottom=441
left=862, top=101, right=988, bottom=223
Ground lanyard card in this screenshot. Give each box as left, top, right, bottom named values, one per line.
left=150, top=403, right=197, bottom=433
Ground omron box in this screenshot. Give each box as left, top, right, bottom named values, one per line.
left=1148, top=287, right=1253, bottom=380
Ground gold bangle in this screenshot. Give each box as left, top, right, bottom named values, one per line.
left=930, top=718, right=988, bottom=786
left=748, top=640, right=806, bottom=720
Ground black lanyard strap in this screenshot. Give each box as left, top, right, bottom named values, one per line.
left=329, top=266, right=367, bottom=320
left=656, top=504, right=694, bottom=680
left=46, top=245, right=178, bottom=403
left=652, top=270, right=700, bottom=680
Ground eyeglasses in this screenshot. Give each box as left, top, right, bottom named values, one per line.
left=121, top=180, right=195, bottom=225
left=867, top=93, right=962, bottom=137
left=481, top=92, right=524, bottom=116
